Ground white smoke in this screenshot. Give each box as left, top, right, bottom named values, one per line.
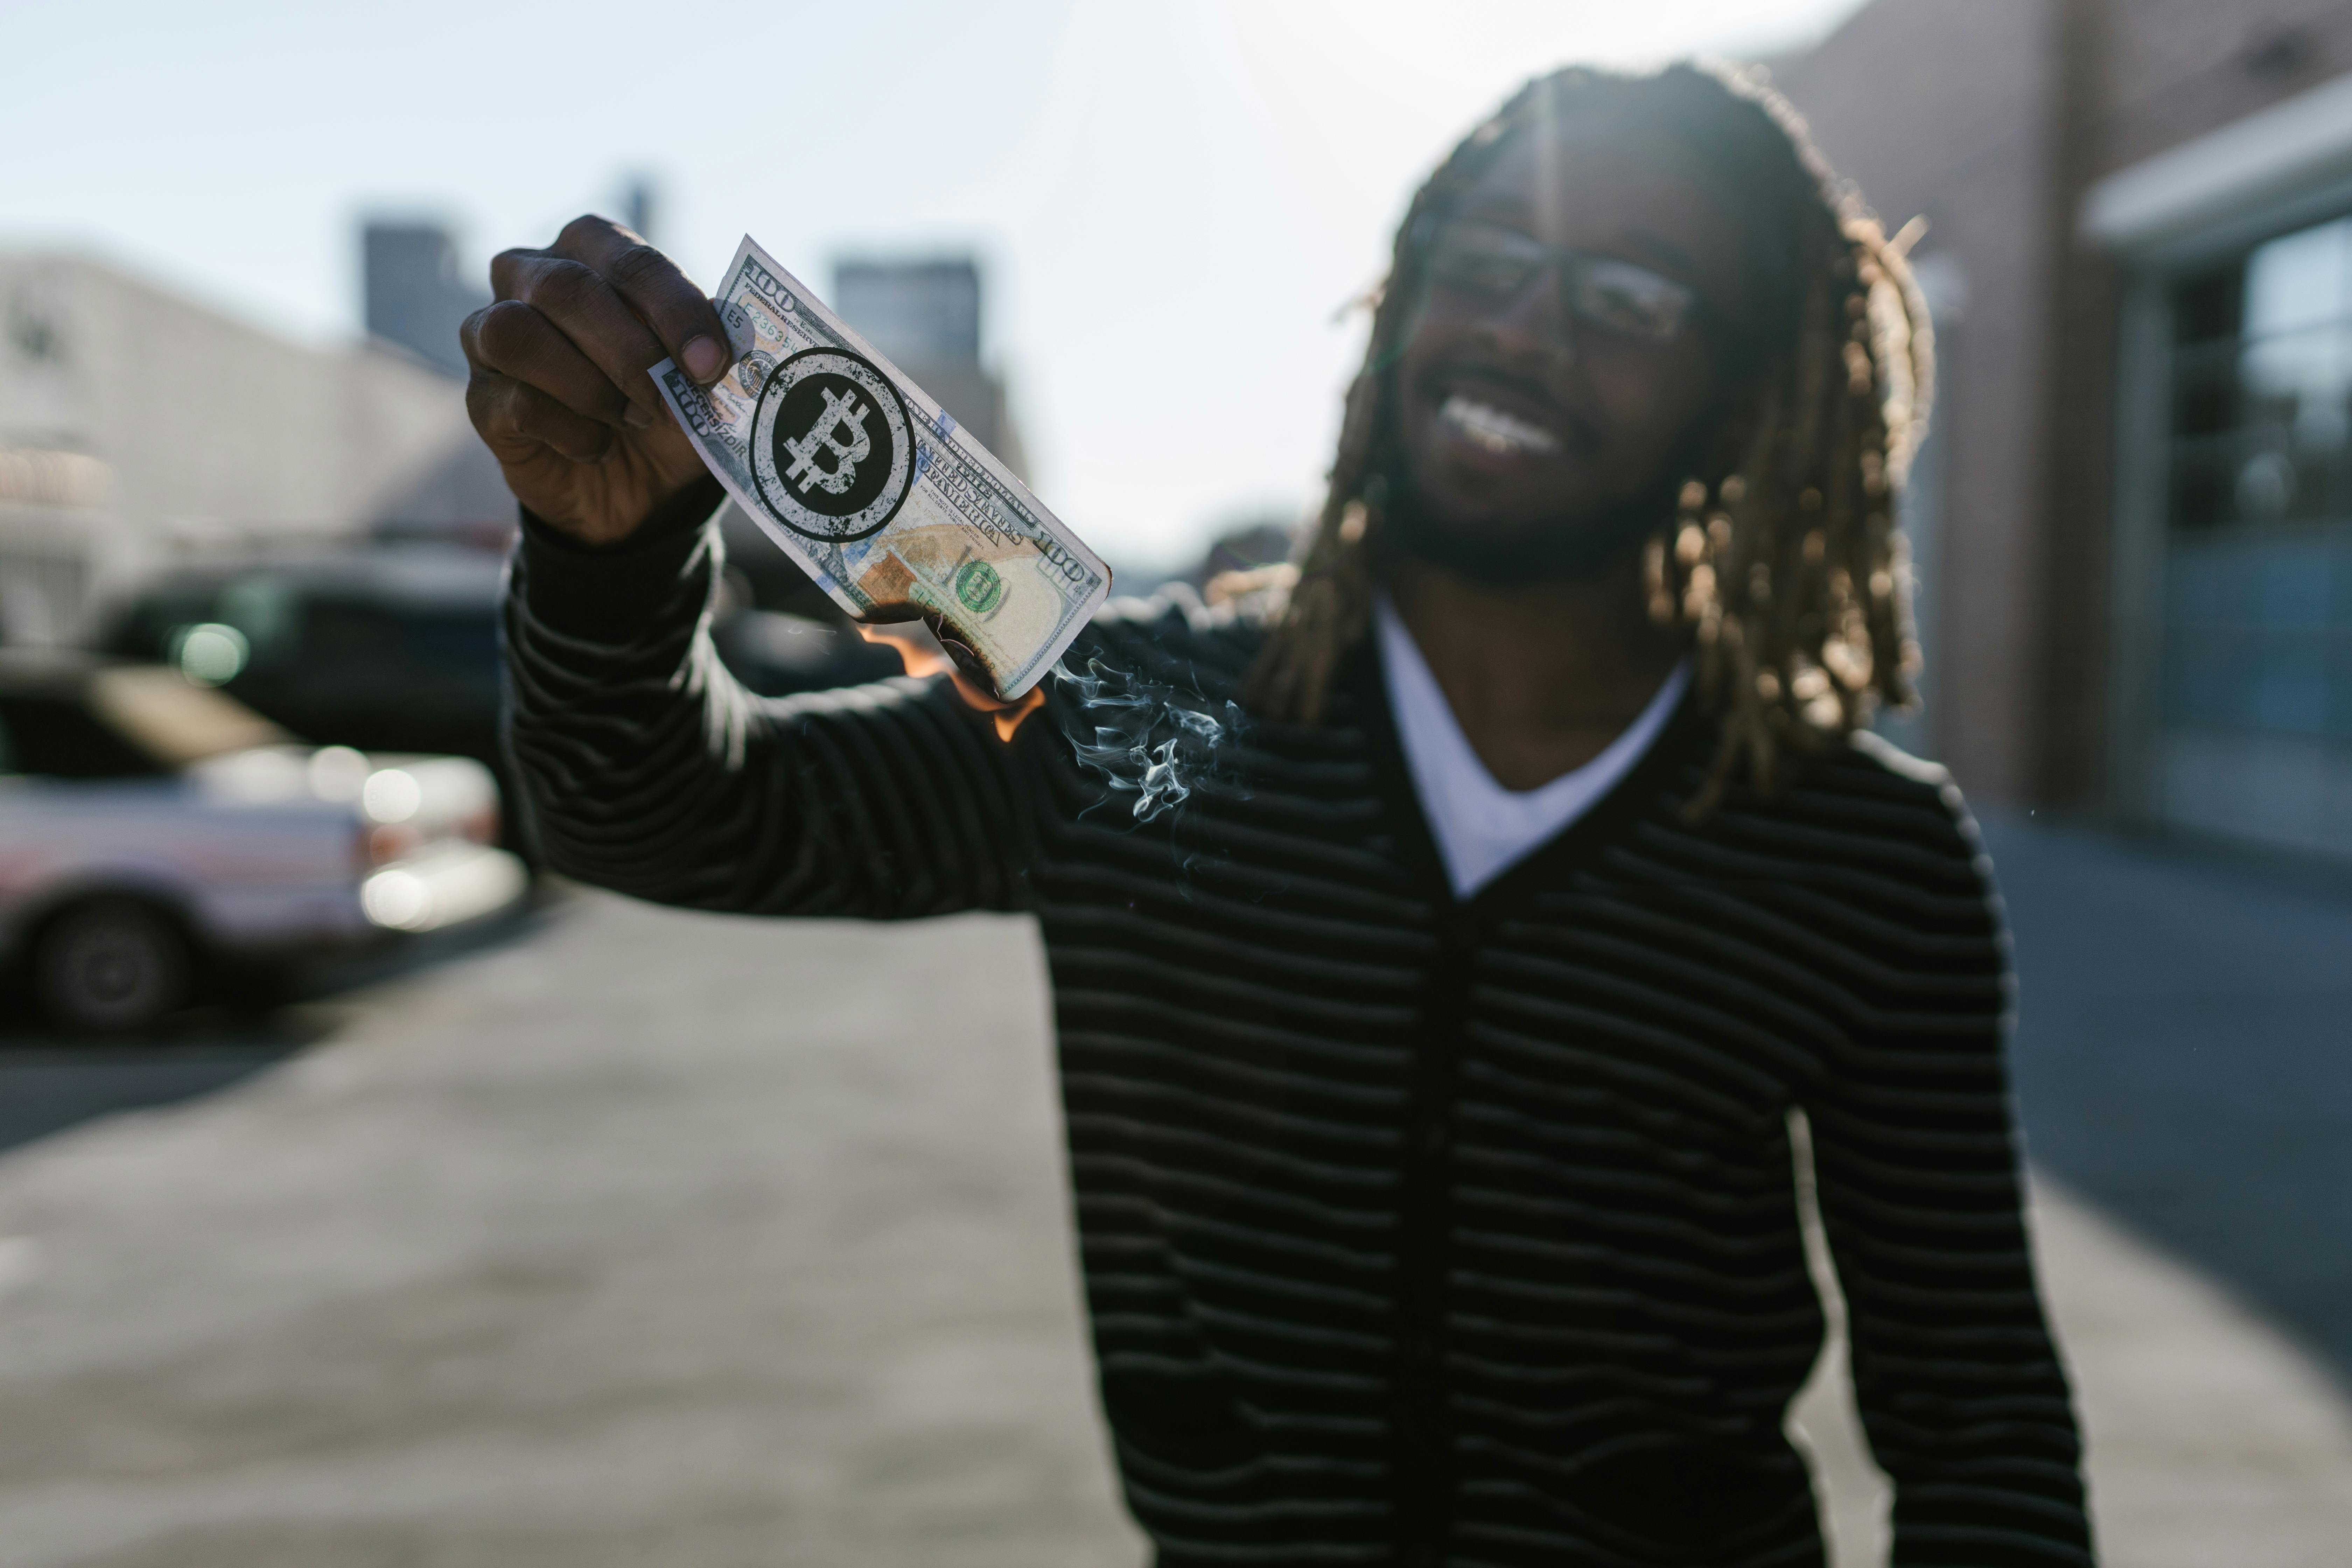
left=1051, top=656, right=1237, bottom=823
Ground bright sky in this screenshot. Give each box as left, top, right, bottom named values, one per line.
left=1, top=0, right=1865, bottom=573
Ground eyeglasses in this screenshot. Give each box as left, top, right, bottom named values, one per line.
left=1416, top=217, right=1704, bottom=347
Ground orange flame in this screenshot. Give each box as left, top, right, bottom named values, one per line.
left=855, top=624, right=1044, bottom=742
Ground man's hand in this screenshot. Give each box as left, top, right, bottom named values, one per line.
left=462, top=216, right=736, bottom=546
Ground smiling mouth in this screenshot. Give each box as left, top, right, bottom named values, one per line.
left=1437, top=393, right=1562, bottom=458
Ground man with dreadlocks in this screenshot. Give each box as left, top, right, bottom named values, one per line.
left=470, top=62, right=2092, bottom=1568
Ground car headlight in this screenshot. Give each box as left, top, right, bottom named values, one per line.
left=362, top=769, right=422, bottom=824
left=360, top=869, right=433, bottom=931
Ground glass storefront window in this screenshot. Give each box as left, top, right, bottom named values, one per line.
left=2162, top=216, right=2352, bottom=743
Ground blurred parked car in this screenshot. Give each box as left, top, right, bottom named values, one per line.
left=99, top=542, right=910, bottom=838
left=709, top=609, right=906, bottom=697
left=0, top=651, right=527, bottom=1032
left=99, top=543, right=510, bottom=792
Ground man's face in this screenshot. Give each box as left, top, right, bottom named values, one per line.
left=1391, top=120, right=1753, bottom=574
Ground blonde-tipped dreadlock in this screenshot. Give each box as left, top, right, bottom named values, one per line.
left=1243, top=62, right=1934, bottom=814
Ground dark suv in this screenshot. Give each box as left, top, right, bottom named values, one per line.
left=101, top=545, right=509, bottom=791
left=99, top=540, right=909, bottom=860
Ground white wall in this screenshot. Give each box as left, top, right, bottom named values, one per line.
left=0, top=252, right=485, bottom=643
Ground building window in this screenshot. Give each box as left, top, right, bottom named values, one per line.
left=2163, top=215, right=2352, bottom=741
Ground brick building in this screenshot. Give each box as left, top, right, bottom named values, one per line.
left=1776, top=0, right=2352, bottom=860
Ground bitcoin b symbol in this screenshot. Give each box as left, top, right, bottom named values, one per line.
left=748, top=348, right=915, bottom=543
left=783, top=386, right=872, bottom=496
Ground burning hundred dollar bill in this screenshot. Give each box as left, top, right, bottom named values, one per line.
left=650, top=236, right=1110, bottom=700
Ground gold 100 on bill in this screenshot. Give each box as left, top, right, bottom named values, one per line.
left=649, top=236, right=1111, bottom=701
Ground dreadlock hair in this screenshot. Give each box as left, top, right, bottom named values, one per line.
left=1240, top=61, right=1934, bottom=815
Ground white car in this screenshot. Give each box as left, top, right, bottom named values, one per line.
left=0, top=652, right=528, bottom=1031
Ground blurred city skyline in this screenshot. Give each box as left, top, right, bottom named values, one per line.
left=0, top=0, right=1866, bottom=573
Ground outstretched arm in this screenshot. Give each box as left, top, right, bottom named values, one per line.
left=474, top=218, right=1031, bottom=918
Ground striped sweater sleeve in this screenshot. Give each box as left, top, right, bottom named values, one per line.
left=500, top=490, right=1032, bottom=920
left=1802, top=744, right=2092, bottom=1566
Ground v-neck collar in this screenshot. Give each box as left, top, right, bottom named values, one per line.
left=1373, top=595, right=1692, bottom=899
left=1336, top=634, right=1710, bottom=916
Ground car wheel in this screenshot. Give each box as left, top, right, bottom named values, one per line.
left=33, top=899, right=192, bottom=1034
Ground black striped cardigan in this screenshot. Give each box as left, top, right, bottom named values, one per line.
left=503, top=488, right=2092, bottom=1568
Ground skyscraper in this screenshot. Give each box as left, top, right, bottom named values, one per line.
left=362, top=222, right=487, bottom=381
left=833, top=257, right=1026, bottom=480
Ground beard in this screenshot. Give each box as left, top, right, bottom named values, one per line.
left=1379, top=462, right=1677, bottom=588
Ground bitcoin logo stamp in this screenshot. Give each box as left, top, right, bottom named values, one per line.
left=747, top=348, right=915, bottom=542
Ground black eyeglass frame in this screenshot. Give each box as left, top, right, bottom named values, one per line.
left=1406, top=211, right=1740, bottom=356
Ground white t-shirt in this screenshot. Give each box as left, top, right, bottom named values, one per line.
left=1375, top=595, right=1691, bottom=900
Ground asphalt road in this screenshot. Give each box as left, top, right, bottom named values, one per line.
left=0, top=824, right=2347, bottom=1567
left=0, top=895, right=1142, bottom=1568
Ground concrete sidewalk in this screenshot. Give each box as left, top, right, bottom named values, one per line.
left=1791, top=1176, right=2352, bottom=1568
left=1983, top=811, right=2352, bottom=1384
left=0, top=886, right=2345, bottom=1566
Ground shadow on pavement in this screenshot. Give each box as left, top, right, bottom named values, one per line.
left=0, top=898, right=560, bottom=1157
left=0, top=1035, right=312, bottom=1156
left=1983, top=810, right=2352, bottom=1390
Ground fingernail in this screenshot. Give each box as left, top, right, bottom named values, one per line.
left=682, top=335, right=726, bottom=382
left=623, top=403, right=654, bottom=430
